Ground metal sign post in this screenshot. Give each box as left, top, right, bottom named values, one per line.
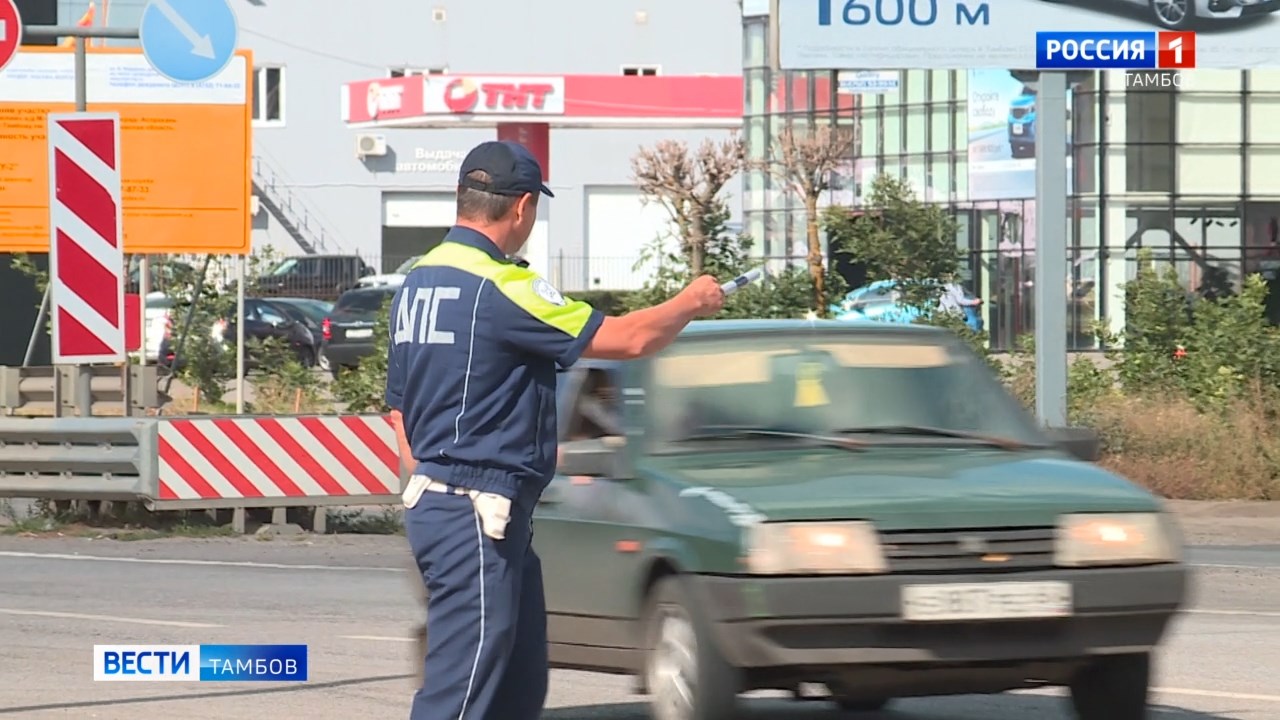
left=17, top=25, right=138, bottom=417
left=1033, top=71, right=1069, bottom=428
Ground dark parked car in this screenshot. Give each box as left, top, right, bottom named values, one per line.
left=252, top=255, right=375, bottom=301
left=322, top=286, right=396, bottom=378
left=160, top=297, right=322, bottom=370
left=268, top=297, right=334, bottom=368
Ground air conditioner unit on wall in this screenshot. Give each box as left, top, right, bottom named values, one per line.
left=356, top=133, right=388, bottom=158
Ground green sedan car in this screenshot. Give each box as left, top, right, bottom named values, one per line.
left=413, top=319, right=1189, bottom=720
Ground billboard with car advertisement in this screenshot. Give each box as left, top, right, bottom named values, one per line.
left=777, top=0, right=1280, bottom=69
left=967, top=70, right=1075, bottom=201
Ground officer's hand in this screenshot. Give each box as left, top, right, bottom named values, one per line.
left=680, top=275, right=726, bottom=317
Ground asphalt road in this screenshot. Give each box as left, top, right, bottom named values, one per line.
left=0, top=527, right=1277, bottom=719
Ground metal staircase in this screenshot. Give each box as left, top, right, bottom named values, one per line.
left=251, top=156, right=336, bottom=255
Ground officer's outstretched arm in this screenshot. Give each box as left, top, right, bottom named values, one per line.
left=583, top=275, right=725, bottom=360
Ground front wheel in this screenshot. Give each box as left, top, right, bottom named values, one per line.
left=1069, top=652, right=1151, bottom=720
left=1149, top=0, right=1195, bottom=29
left=642, top=577, right=741, bottom=720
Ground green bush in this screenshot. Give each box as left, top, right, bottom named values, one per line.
left=572, top=290, right=638, bottom=315
left=1099, top=249, right=1280, bottom=407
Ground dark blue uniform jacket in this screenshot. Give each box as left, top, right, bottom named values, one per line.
left=385, top=227, right=605, bottom=507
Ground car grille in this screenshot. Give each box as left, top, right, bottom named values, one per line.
left=880, top=527, right=1056, bottom=574
left=1010, top=108, right=1029, bottom=119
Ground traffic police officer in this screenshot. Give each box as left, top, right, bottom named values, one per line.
left=386, top=140, right=725, bottom=720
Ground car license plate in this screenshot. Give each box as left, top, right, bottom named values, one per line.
left=346, top=328, right=373, bottom=339
left=901, top=581, right=1072, bottom=621
left=1012, top=124, right=1024, bottom=135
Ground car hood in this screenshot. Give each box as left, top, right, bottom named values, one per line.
left=648, top=447, right=1162, bottom=530
left=356, top=273, right=406, bottom=287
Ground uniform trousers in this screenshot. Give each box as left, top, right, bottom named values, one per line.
left=406, top=488, right=548, bottom=720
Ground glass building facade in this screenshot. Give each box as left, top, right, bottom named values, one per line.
left=744, top=12, right=1280, bottom=351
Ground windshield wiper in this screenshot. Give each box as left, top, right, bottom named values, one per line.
left=678, top=426, right=867, bottom=452
left=833, top=425, right=1047, bottom=450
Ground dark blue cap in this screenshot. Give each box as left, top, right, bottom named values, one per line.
left=457, top=140, right=554, bottom=198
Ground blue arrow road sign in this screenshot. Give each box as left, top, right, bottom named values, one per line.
left=139, top=0, right=238, bottom=84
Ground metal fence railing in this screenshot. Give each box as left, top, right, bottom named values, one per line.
left=0, top=414, right=404, bottom=534
left=0, top=366, right=164, bottom=418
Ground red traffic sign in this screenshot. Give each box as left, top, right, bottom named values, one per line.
left=49, top=112, right=127, bottom=365
left=0, top=0, right=20, bottom=75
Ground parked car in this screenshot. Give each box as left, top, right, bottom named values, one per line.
left=321, top=286, right=397, bottom=378
left=140, top=292, right=174, bottom=364
left=412, top=320, right=1189, bottom=720
left=1057, top=0, right=1280, bottom=30
left=355, top=255, right=422, bottom=289
left=126, top=259, right=196, bottom=295
left=269, top=297, right=335, bottom=370
left=251, top=254, right=374, bottom=301
left=159, top=297, right=322, bottom=370
left=832, top=279, right=984, bottom=332
left=1008, top=88, right=1036, bottom=159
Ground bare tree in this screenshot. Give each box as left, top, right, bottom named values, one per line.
left=758, top=124, right=857, bottom=312
left=632, top=136, right=744, bottom=275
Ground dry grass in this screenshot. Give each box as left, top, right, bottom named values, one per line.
left=1086, top=395, right=1280, bottom=501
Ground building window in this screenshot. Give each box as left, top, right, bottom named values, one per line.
left=389, top=67, right=448, bottom=78
left=622, top=65, right=660, bottom=77
left=1125, top=87, right=1175, bottom=194
left=252, top=66, right=284, bottom=126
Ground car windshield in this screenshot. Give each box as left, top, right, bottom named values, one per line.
left=279, top=298, right=333, bottom=323
left=336, top=289, right=394, bottom=313
left=645, top=332, right=1047, bottom=452
left=267, top=258, right=299, bottom=276
left=394, top=256, right=422, bottom=274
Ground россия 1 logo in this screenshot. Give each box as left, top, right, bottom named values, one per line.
left=1036, top=31, right=1196, bottom=70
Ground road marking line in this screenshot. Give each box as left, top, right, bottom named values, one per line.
left=339, top=635, right=416, bottom=643
left=1184, top=609, right=1280, bottom=618
left=0, top=608, right=224, bottom=628
left=0, top=550, right=401, bottom=573
left=1192, top=563, right=1278, bottom=571
left=1154, top=687, right=1280, bottom=703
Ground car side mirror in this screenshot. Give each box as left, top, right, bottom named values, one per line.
left=558, top=436, right=628, bottom=478
left=1049, top=426, right=1101, bottom=463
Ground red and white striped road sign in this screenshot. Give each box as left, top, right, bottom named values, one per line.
left=156, top=416, right=401, bottom=502
left=0, top=0, right=22, bottom=75
left=48, top=112, right=126, bottom=365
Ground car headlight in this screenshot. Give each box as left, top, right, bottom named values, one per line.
left=744, top=521, right=887, bottom=575
left=1054, top=512, right=1182, bottom=567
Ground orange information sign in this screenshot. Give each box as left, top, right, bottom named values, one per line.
left=0, top=47, right=252, bottom=255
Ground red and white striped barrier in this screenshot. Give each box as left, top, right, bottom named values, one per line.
left=156, top=416, right=401, bottom=504
left=48, top=112, right=126, bottom=364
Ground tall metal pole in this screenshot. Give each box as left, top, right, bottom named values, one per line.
left=1034, top=71, right=1069, bottom=428
left=235, top=255, right=246, bottom=414
left=137, top=256, right=150, bottom=366
left=70, top=36, right=93, bottom=416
